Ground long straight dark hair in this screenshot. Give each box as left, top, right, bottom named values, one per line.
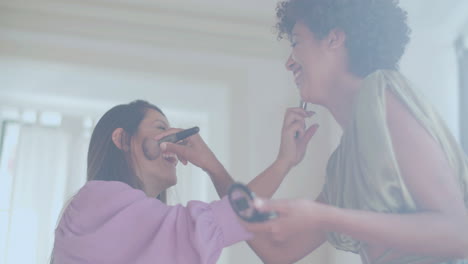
left=51, top=100, right=167, bottom=263
left=87, top=100, right=167, bottom=202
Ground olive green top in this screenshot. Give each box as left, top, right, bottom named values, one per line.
left=323, top=70, right=468, bottom=263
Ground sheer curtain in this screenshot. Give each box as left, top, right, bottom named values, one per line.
left=7, top=125, right=70, bottom=263
left=0, top=114, right=89, bottom=264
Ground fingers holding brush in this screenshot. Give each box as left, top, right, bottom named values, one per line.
left=159, top=128, right=222, bottom=171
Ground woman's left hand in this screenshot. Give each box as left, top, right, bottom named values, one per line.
left=244, top=198, right=329, bottom=244
left=276, top=108, right=319, bottom=170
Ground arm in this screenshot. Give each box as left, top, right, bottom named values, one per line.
left=325, top=206, right=468, bottom=258
left=161, top=107, right=317, bottom=199
left=246, top=194, right=328, bottom=264
left=161, top=108, right=325, bottom=263
left=167, top=150, right=326, bottom=264
left=324, top=91, right=468, bottom=258
left=54, top=181, right=251, bottom=264
left=204, top=158, right=327, bottom=264
left=202, top=156, right=328, bottom=264
left=207, top=107, right=318, bottom=198
left=203, top=157, right=291, bottom=200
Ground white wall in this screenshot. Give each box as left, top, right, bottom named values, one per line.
left=399, top=0, right=468, bottom=140
left=400, top=36, right=460, bottom=138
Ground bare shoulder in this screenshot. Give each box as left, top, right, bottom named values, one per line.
left=384, top=90, right=465, bottom=213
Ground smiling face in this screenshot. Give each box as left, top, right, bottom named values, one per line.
left=127, top=109, right=179, bottom=197
left=285, top=22, right=347, bottom=106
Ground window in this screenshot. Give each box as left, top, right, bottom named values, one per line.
left=0, top=109, right=91, bottom=264
left=0, top=121, right=20, bottom=264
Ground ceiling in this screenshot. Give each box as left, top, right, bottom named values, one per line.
left=3, top=0, right=466, bottom=28
left=113, top=0, right=468, bottom=29
left=0, top=0, right=467, bottom=58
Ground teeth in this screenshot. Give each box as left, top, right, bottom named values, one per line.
left=162, top=153, right=176, bottom=159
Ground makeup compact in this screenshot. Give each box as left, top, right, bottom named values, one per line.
left=228, top=182, right=278, bottom=223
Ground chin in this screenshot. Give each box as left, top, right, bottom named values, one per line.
left=302, top=91, right=325, bottom=106
left=167, top=175, right=177, bottom=187
left=306, top=98, right=324, bottom=105
left=300, top=87, right=314, bottom=102
left=301, top=95, right=317, bottom=104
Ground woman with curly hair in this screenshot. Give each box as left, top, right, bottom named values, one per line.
left=235, top=0, right=468, bottom=263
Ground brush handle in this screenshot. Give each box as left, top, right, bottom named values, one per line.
left=295, top=101, right=308, bottom=138
left=159, top=126, right=200, bottom=144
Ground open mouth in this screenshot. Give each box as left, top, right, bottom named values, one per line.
left=293, top=68, right=303, bottom=87
left=162, top=152, right=178, bottom=167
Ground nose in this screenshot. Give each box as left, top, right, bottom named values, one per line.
left=285, top=53, right=296, bottom=71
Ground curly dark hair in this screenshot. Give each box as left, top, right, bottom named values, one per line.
left=276, top=0, right=411, bottom=77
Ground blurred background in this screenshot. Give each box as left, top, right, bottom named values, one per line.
left=0, top=0, right=467, bottom=263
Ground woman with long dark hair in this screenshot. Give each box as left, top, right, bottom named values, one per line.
left=51, top=99, right=317, bottom=264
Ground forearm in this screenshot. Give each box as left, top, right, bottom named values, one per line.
left=247, top=230, right=326, bottom=264
left=247, top=195, right=328, bottom=263
left=323, top=206, right=468, bottom=258
left=204, top=162, right=234, bottom=198
left=206, top=159, right=291, bottom=199
left=246, top=159, right=291, bottom=198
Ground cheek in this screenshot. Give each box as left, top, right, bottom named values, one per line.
left=302, top=64, right=321, bottom=87
left=293, top=49, right=307, bottom=66
left=302, top=69, right=328, bottom=99
left=142, top=138, right=161, bottom=161
left=130, top=137, right=148, bottom=164
left=297, top=51, right=317, bottom=76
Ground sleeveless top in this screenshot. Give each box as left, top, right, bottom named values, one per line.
left=322, top=70, right=468, bottom=264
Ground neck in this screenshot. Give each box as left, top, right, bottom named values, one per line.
left=326, top=75, right=363, bottom=130
left=138, top=172, right=166, bottom=198
left=143, top=184, right=165, bottom=198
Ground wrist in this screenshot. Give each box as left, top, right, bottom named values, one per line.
left=303, top=200, right=335, bottom=231
left=203, top=160, right=227, bottom=178
left=273, top=157, right=293, bottom=173
left=313, top=203, right=339, bottom=231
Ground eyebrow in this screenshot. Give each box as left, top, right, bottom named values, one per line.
left=153, top=119, right=169, bottom=127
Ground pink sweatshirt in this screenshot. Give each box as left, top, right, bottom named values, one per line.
left=53, top=181, right=252, bottom=264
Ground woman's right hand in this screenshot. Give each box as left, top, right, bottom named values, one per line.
left=277, top=108, right=319, bottom=170
left=157, top=129, right=222, bottom=173
left=243, top=197, right=328, bottom=244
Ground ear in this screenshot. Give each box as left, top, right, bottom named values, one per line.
left=327, top=29, right=346, bottom=49
left=112, top=128, right=129, bottom=151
